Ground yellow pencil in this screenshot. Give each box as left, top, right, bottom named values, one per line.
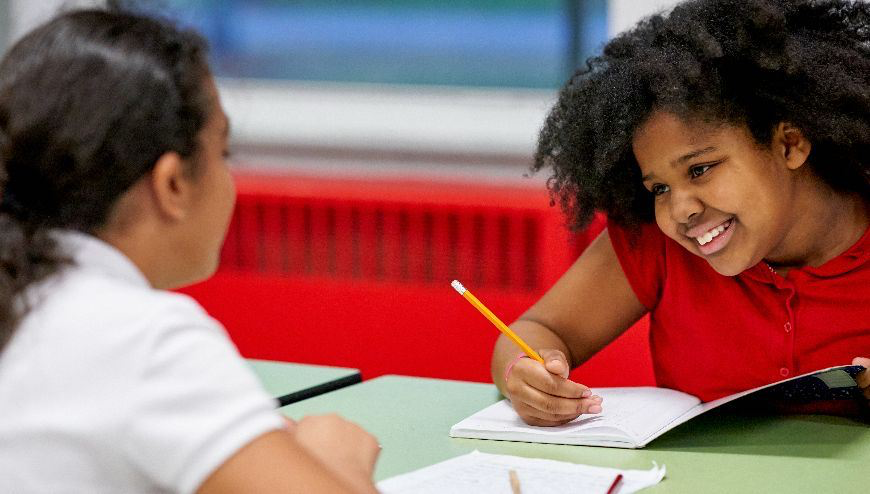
left=451, top=280, right=544, bottom=363
left=508, top=469, right=522, bottom=494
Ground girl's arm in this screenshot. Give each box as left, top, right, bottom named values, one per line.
left=491, top=229, right=647, bottom=426
left=197, top=415, right=380, bottom=494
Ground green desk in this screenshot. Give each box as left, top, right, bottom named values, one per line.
left=247, top=359, right=361, bottom=406
left=281, top=375, right=868, bottom=493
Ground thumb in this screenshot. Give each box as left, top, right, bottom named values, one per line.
left=539, top=349, right=570, bottom=378
left=852, top=357, right=870, bottom=368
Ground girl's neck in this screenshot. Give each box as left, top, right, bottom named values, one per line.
left=766, top=177, right=868, bottom=274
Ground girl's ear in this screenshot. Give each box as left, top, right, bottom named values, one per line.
left=150, top=151, right=193, bottom=221
left=775, top=122, right=812, bottom=171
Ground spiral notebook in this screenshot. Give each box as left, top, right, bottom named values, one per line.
left=450, top=365, right=865, bottom=449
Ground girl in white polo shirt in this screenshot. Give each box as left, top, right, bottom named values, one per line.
left=0, top=5, right=379, bottom=494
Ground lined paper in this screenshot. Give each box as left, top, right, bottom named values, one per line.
left=378, top=451, right=665, bottom=494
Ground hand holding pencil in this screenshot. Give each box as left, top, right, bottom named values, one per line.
left=452, top=280, right=603, bottom=427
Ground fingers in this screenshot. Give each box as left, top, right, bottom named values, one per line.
left=540, top=349, right=570, bottom=378
left=517, top=380, right=598, bottom=414
left=295, top=414, right=380, bottom=468
left=516, top=356, right=589, bottom=399
left=852, top=357, right=870, bottom=368
left=282, top=416, right=297, bottom=431
left=512, top=403, right=581, bottom=427
left=851, top=358, right=870, bottom=401
left=511, top=394, right=603, bottom=426
left=504, top=352, right=604, bottom=426
left=514, top=386, right=603, bottom=418
left=853, top=357, right=870, bottom=390
left=292, top=414, right=380, bottom=490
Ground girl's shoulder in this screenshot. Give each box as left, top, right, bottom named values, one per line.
left=1, top=258, right=280, bottom=494
left=606, top=220, right=682, bottom=310
left=606, top=220, right=668, bottom=253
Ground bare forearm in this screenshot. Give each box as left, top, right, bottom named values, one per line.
left=491, top=319, right=573, bottom=396
left=490, top=230, right=647, bottom=398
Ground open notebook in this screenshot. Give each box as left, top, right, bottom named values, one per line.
left=450, top=365, right=865, bottom=449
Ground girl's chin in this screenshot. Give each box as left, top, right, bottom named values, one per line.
left=705, top=257, right=751, bottom=277
left=707, top=263, right=745, bottom=277
left=679, top=238, right=749, bottom=276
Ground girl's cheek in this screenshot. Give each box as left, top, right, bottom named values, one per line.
left=654, top=206, right=671, bottom=235
left=655, top=213, right=691, bottom=249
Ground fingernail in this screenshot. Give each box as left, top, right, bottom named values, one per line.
left=592, top=395, right=603, bottom=402
left=581, top=390, right=592, bottom=398
left=588, top=405, right=602, bottom=414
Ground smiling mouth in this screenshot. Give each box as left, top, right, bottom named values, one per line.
left=692, top=218, right=735, bottom=255
left=695, top=219, right=731, bottom=246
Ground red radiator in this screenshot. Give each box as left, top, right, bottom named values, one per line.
left=179, top=172, right=654, bottom=386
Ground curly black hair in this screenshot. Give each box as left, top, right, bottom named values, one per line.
left=534, top=0, right=870, bottom=231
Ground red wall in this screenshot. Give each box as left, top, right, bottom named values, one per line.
left=179, top=172, right=654, bottom=386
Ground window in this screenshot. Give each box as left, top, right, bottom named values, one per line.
left=157, top=1, right=608, bottom=89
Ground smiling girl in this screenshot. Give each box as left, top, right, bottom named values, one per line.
left=492, top=0, right=870, bottom=426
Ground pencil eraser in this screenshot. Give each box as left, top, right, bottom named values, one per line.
left=451, top=280, right=466, bottom=294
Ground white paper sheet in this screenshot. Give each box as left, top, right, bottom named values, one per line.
left=377, top=451, right=665, bottom=494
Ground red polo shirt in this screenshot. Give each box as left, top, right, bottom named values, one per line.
left=608, top=220, right=870, bottom=402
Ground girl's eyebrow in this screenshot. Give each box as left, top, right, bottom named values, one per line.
left=641, top=145, right=719, bottom=182
left=671, top=146, right=717, bottom=166
left=640, top=146, right=716, bottom=182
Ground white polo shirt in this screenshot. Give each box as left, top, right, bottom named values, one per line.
left=0, top=232, right=284, bottom=493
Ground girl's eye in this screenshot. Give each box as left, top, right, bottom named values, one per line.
left=651, top=184, right=669, bottom=196
left=689, top=164, right=712, bottom=178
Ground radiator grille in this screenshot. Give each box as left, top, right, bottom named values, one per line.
left=221, top=198, right=549, bottom=291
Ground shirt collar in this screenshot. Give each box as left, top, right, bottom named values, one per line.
left=53, top=230, right=151, bottom=288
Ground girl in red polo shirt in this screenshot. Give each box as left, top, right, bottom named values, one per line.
left=492, top=0, right=869, bottom=426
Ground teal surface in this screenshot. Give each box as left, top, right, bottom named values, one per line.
left=281, top=375, right=868, bottom=492
left=247, top=359, right=360, bottom=401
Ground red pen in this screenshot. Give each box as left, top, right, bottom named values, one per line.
left=605, top=473, right=623, bottom=494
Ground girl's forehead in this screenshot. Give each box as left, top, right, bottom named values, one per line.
left=633, top=111, right=720, bottom=159
left=631, top=111, right=760, bottom=173
left=635, top=111, right=723, bottom=143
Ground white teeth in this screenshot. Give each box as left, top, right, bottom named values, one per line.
left=695, top=222, right=728, bottom=246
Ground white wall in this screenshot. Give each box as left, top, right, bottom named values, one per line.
left=608, top=0, right=681, bottom=36
left=7, top=0, right=99, bottom=45
left=0, top=0, right=10, bottom=56
left=219, top=78, right=554, bottom=160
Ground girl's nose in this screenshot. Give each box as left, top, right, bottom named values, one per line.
left=668, top=188, right=704, bottom=225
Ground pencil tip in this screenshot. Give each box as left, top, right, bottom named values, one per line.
left=451, top=280, right=466, bottom=294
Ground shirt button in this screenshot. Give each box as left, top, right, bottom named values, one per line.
left=784, top=322, right=791, bottom=333
left=780, top=368, right=790, bottom=377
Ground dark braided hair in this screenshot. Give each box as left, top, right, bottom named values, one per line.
left=534, top=0, right=869, bottom=232
left=0, top=5, right=211, bottom=351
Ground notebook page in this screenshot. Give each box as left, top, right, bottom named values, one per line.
left=452, top=387, right=700, bottom=445
left=590, top=387, right=701, bottom=439
left=378, top=450, right=666, bottom=494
